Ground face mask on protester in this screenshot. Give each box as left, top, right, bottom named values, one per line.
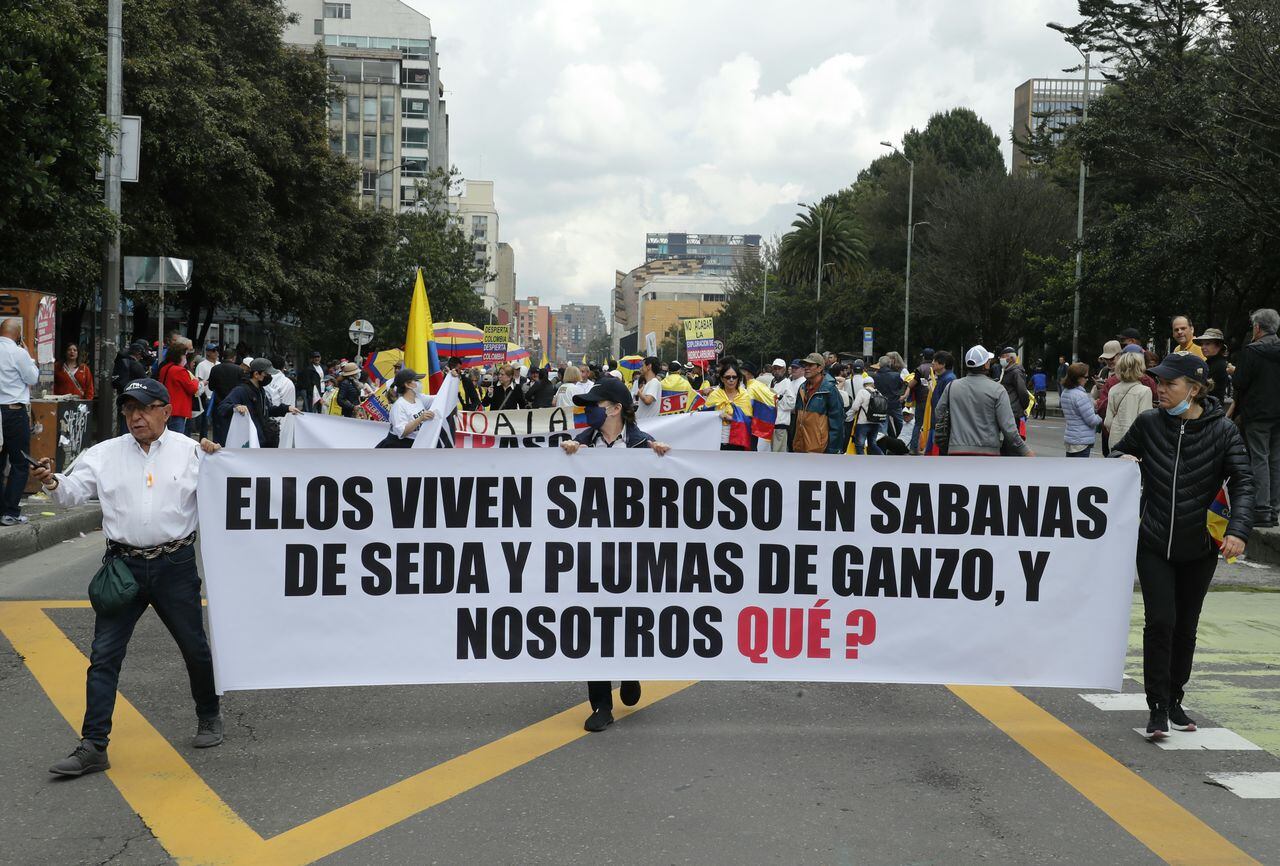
left=584, top=404, right=608, bottom=429
left=1164, top=396, right=1192, bottom=416
left=999, top=357, right=1009, bottom=368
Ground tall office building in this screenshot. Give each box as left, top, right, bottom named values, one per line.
left=553, top=304, right=606, bottom=364
left=612, top=257, right=704, bottom=356
left=282, top=0, right=450, bottom=211
left=449, top=180, right=503, bottom=313
left=644, top=232, right=761, bottom=278
left=1011, top=77, right=1106, bottom=174
left=513, top=296, right=554, bottom=362
left=495, top=243, right=516, bottom=325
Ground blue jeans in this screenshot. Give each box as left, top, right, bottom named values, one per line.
left=855, top=423, right=884, bottom=455
left=1066, top=446, right=1092, bottom=458
left=166, top=416, right=188, bottom=434
left=82, top=544, right=219, bottom=746
left=1, top=405, right=31, bottom=519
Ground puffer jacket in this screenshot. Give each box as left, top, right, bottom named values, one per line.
left=1109, top=398, right=1254, bottom=561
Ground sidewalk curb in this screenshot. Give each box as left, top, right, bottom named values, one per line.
left=0, top=505, right=102, bottom=567
left=1250, top=526, right=1280, bottom=567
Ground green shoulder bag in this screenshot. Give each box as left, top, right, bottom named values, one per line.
left=88, top=555, right=139, bottom=617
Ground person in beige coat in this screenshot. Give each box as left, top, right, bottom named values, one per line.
left=1104, top=351, right=1155, bottom=447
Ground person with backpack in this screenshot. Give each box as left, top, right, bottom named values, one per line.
left=850, top=379, right=888, bottom=455
left=933, top=346, right=1033, bottom=457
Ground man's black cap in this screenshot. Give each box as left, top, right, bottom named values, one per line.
left=921, top=347, right=935, bottom=359
left=309, top=350, right=321, bottom=358
left=393, top=367, right=425, bottom=390
left=1000, top=346, right=1017, bottom=356
left=128, top=340, right=149, bottom=355
left=573, top=377, right=633, bottom=409
left=740, top=361, right=757, bottom=375
left=1117, top=327, right=1142, bottom=341
left=1148, top=351, right=1209, bottom=385
left=116, top=377, right=170, bottom=409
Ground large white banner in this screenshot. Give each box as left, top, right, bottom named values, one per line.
left=291, top=409, right=721, bottom=450
left=197, top=451, right=1139, bottom=693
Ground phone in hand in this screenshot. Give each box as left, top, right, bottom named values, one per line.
left=18, top=450, right=43, bottom=469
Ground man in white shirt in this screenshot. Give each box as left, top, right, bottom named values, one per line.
left=770, top=358, right=797, bottom=453
left=1, top=317, right=40, bottom=525
left=635, top=356, right=664, bottom=420
left=32, top=378, right=226, bottom=777
left=193, top=343, right=219, bottom=440
left=265, top=356, right=297, bottom=410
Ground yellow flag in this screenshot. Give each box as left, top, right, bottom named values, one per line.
left=404, top=268, right=437, bottom=390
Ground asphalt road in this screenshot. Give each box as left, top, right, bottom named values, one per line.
left=2, top=427, right=1278, bottom=865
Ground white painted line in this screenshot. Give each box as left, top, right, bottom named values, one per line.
left=1082, top=693, right=1150, bottom=711
left=1134, top=728, right=1264, bottom=751
left=1206, top=772, right=1280, bottom=799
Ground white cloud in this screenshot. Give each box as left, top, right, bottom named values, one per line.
left=406, top=0, right=1083, bottom=311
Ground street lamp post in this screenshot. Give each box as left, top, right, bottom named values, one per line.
left=881, top=141, right=915, bottom=361
left=797, top=202, right=824, bottom=353
left=374, top=161, right=411, bottom=212
left=1071, top=50, right=1091, bottom=363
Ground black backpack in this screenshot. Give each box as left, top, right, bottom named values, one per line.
left=866, top=389, right=889, bottom=425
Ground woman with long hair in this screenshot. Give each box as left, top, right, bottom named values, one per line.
left=53, top=342, right=95, bottom=400
left=706, top=360, right=753, bottom=451
left=1111, top=353, right=1254, bottom=739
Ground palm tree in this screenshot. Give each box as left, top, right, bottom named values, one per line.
left=778, top=201, right=868, bottom=287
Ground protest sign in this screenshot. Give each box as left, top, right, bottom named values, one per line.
left=483, top=325, right=509, bottom=364
left=197, top=451, right=1138, bottom=692
left=683, top=317, right=716, bottom=364
left=453, top=409, right=719, bottom=449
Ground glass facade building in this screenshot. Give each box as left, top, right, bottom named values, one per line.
left=1011, top=78, right=1107, bottom=174
left=644, top=233, right=761, bottom=278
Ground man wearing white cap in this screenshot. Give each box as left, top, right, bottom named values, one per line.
left=932, top=346, right=1033, bottom=457
left=770, top=358, right=796, bottom=452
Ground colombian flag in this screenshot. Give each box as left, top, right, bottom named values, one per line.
left=689, top=390, right=708, bottom=413
left=572, top=406, right=589, bottom=429
left=1208, top=486, right=1235, bottom=562
left=746, top=380, right=776, bottom=442
left=404, top=268, right=444, bottom=394
left=618, top=355, right=644, bottom=386
left=726, top=403, right=752, bottom=448
left=659, top=373, right=694, bottom=415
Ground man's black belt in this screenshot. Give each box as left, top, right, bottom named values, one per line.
left=107, top=532, right=197, bottom=560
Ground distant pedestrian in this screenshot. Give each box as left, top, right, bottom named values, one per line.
left=214, top=358, right=300, bottom=446
left=299, top=350, right=325, bottom=412
left=335, top=361, right=363, bottom=417
left=1171, top=315, right=1205, bottom=359
left=1030, top=367, right=1048, bottom=420
left=1103, top=351, right=1151, bottom=450
left=770, top=358, right=797, bottom=452
left=1231, top=308, right=1280, bottom=528
left=1060, top=362, right=1102, bottom=458
left=919, top=350, right=956, bottom=456
left=909, top=348, right=935, bottom=453
left=53, top=342, right=95, bottom=400
left=933, top=346, right=1031, bottom=457
left=791, top=352, right=846, bottom=454
left=1193, top=329, right=1231, bottom=409
left=0, top=317, right=39, bottom=526
left=156, top=344, right=200, bottom=435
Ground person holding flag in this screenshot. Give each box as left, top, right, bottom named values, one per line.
left=659, top=362, right=696, bottom=415
left=706, top=360, right=754, bottom=451
left=403, top=268, right=444, bottom=396
left=739, top=362, right=777, bottom=450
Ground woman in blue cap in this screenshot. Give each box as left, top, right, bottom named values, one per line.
left=559, top=376, right=670, bottom=732
left=1110, top=351, right=1254, bottom=740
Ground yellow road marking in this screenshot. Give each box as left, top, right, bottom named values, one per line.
left=951, top=686, right=1260, bottom=866
left=0, top=601, right=693, bottom=865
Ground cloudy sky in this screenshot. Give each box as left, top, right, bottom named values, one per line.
left=405, top=0, right=1082, bottom=313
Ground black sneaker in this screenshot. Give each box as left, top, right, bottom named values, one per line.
left=583, top=708, right=614, bottom=733
left=49, top=740, right=110, bottom=777
left=1145, top=708, right=1169, bottom=740
left=620, top=681, right=642, bottom=707
left=1169, top=702, right=1197, bottom=732
left=193, top=715, right=224, bottom=748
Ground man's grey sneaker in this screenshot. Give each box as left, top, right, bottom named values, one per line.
left=1169, top=701, right=1197, bottom=732
left=193, top=714, right=224, bottom=748
left=49, top=741, right=109, bottom=777
left=0, top=514, right=29, bottom=526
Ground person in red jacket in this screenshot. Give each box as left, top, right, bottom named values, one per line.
left=53, top=342, right=95, bottom=400
left=156, top=345, right=199, bottom=435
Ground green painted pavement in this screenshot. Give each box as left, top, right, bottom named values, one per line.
left=1127, top=591, right=1280, bottom=755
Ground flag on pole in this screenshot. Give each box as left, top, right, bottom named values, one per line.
left=539, top=349, right=549, bottom=369
left=404, top=268, right=443, bottom=394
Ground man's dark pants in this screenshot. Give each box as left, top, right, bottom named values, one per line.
left=1245, top=419, right=1280, bottom=523
left=82, top=544, right=219, bottom=746
left=1, top=405, right=31, bottom=519
left=587, top=681, right=639, bottom=712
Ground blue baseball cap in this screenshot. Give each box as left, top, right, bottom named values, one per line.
left=116, top=377, right=170, bottom=409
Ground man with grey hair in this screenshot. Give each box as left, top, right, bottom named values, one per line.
left=1233, top=308, right=1280, bottom=527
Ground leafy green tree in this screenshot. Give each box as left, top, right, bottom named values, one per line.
left=778, top=201, right=867, bottom=288
left=902, top=107, right=1005, bottom=176
left=0, top=0, right=113, bottom=303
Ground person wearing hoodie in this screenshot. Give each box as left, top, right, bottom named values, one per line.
left=1110, top=352, right=1254, bottom=740
left=1231, top=308, right=1280, bottom=527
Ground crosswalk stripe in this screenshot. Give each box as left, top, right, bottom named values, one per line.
left=1135, top=728, right=1264, bottom=750
left=1206, top=772, right=1280, bottom=799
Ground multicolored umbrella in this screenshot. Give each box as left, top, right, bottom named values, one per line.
left=434, top=322, right=483, bottom=368
left=504, top=343, right=530, bottom=365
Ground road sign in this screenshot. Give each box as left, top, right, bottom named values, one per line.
left=713, top=339, right=725, bottom=354
left=348, top=319, right=375, bottom=347
left=863, top=327, right=874, bottom=359
left=96, top=115, right=141, bottom=183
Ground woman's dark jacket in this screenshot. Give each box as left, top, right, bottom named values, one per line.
left=1110, top=397, right=1254, bottom=560
left=485, top=382, right=526, bottom=410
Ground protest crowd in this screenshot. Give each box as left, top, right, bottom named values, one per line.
left=2, top=301, right=1278, bottom=771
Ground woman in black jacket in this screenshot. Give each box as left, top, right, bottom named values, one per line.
left=1110, top=352, right=1254, bottom=740
left=484, top=364, right=526, bottom=411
